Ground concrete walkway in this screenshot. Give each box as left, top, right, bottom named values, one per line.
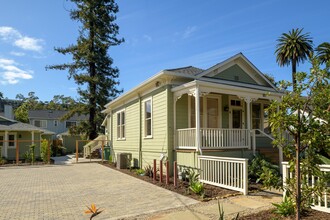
left=135, top=191, right=282, bottom=220
left=0, top=163, right=197, bottom=220
left=51, top=155, right=102, bottom=165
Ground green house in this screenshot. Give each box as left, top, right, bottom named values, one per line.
left=102, top=53, right=283, bottom=170
left=0, top=116, right=54, bottom=160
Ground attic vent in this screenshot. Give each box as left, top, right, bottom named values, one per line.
left=234, top=75, right=239, bottom=81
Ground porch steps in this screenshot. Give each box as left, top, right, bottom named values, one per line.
left=257, top=148, right=279, bottom=164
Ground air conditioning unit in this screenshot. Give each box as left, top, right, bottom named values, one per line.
left=116, top=153, right=132, bottom=169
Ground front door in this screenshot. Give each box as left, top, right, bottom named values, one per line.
left=232, top=109, right=242, bottom=129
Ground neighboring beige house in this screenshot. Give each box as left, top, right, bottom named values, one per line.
left=102, top=53, right=283, bottom=170
left=0, top=116, right=54, bottom=160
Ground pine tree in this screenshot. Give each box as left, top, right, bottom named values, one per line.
left=47, top=0, right=123, bottom=139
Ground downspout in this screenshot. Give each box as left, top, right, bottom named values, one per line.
left=138, top=94, right=142, bottom=168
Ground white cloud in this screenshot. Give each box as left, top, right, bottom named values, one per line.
left=182, top=26, right=197, bottom=39
left=0, top=58, right=33, bottom=85
left=10, top=51, right=25, bottom=57
left=14, top=37, right=43, bottom=52
left=0, top=26, right=44, bottom=52
left=143, top=34, right=152, bottom=42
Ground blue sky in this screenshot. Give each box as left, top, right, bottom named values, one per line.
left=0, top=0, right=328, bottom=101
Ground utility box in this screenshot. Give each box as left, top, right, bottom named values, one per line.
left=116, top=153, right=132, bottom=169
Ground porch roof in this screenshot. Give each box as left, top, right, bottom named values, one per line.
left=172, top=79, right=283, bottom=100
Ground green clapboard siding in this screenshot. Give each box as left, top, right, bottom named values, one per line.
left=176, top=94, right=188, bottom=129
left=214, top=64, right=257, bottom=85
left=176, top=151, right=198, bottom=168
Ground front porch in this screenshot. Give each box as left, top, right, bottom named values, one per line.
left=172, top=80, right=282, bottom=160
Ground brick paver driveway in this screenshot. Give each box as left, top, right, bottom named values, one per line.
left=0, top=163, right=198, bottom=220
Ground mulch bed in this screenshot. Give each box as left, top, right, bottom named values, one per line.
left=240, top=208, right=330, bottom=219
left=100, top=162, right=255, bottom=201
left=100, top=162, right=330, bottom=219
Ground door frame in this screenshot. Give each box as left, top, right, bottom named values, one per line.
left=229, top=96, right=245, bottom=129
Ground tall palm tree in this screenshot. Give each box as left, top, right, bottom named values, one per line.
left=275, top=28, right=313, bottom=89
left=316, top=42, right=330, bottom=64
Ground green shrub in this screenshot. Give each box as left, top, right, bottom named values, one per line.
left=40, top=139, right=51, bottom=163
left=135, top=169, right=145, bottom=175
left=272, top=196, right=295, bottom=217
left=249, top=154, right=282, bottom=189
left=189, top=181, right=204, bottom=195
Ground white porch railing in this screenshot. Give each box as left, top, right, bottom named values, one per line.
left=199, top=155, right=248, bottom=195
left=177, top=128, right=250, bottom=149
left=177, top=128, right=196, bottom=149
left=282, top=162, right=330, bottom=213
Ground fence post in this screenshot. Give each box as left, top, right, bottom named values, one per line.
left=173, top=161, right=177, bottom=187
left=166, top=160, right=169, bottom=185
left=16, top=140, right=19, bottom=165
left=282, top=162, right=289, bottom=201
left=76, top=141, right=78, bottom=163
left=160, top=160, right=163, bottom=183
left=153, top=159, right=156, bottom=181
left=243, top=159, right=248, bottom=195
left=101, top=140, right=104, bottom=163
left=47, top=140, right=51, bottom=164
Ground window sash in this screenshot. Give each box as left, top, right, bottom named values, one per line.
left=117, top=111, right=125, bottom=139
left=145, top=100, right=152, bottom=137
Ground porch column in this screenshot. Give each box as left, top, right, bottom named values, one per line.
left=4, top=131, right=8, bottom=158
left=277, top=105, right=283, bottom=173
left=195, top=86, right=202, bottom=154
left=244, top=97, right=253, bottom=152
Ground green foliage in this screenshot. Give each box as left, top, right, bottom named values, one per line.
left=24, top=144, right=36, bottom=163
left=316, top=42, right=330, bottom=64
left=269, top=55, right=330, bottom=215
left=189, top=181, right=204, bottom=195
left=135, top=169, right=145, bottom=176
left=46, top=0, right=124, bottom=139
left=272, top=196, right=295, bottom=217
left=108, top=155, right=112, bottom=164
left=249, top=154, right=282, bottom=189
left=40, top=139, right=51, bottom=163
left=218, top=200, right=224, bottom=220
left=185, top=168, right=200, bottom=183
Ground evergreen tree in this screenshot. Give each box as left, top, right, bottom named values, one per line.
left=47, top=0, right=123, bottom=139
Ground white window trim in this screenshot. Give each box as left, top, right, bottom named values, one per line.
left=8, top=132, right=17, bottom=148
left=144, top=97, right=153, bottom=138
left=34, top=119, right=47, bottom=128
left=116, top=109, right=126, bottom=140
left=251, top=101, right=270, bottom=135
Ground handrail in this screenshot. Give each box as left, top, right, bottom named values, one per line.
left=252, top=129, right=274, bottom=141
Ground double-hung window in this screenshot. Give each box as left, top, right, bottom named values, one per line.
left=117, top=110, right=125, bottom=139
left=144, top=99, right=152, bottom=137
left=34, top=120, right=47, bottom=128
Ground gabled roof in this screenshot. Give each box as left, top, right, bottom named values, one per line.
left=28, top=110, right=88, bottom=121
left=196, top=53, right=277, bottom=90
left=166, top=66, right=204, bottom=76
left=0, top=116, right=55, bottom=134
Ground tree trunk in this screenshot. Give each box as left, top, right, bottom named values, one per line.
left=292, top=58, right=297, bottom=91
left=295, top=109, right=301, bottom=220
left=88, top=20, right=97, bottom=140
